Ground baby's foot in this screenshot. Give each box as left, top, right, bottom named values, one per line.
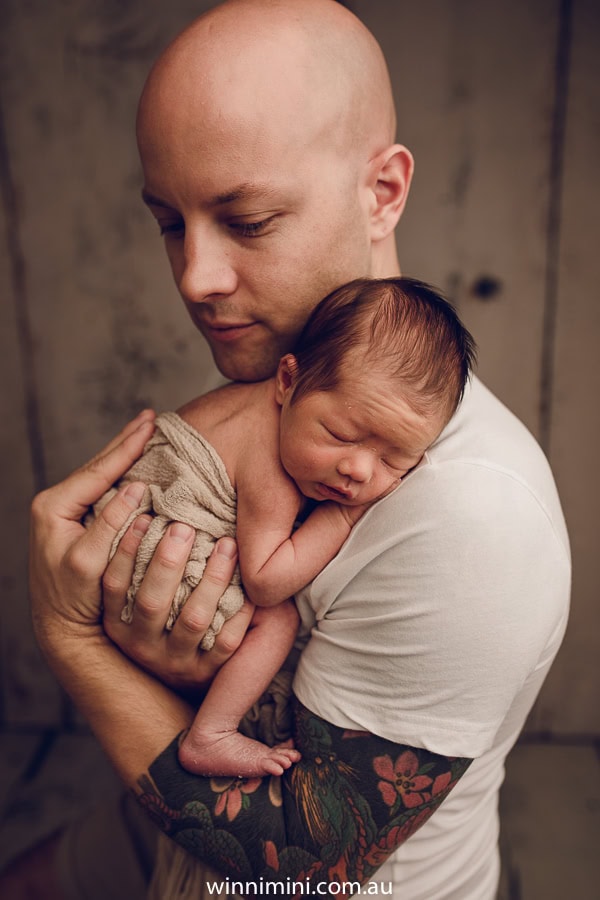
left=179, top=731, right=301, bottom=778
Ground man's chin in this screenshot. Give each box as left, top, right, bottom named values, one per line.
left=210, top=346, right=281, bottom=383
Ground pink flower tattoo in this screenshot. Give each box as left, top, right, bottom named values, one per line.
left=210, top=776, right=261, bottom=821
left=373, top=751, right=434, bottom=809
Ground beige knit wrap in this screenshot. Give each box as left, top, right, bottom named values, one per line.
left=89, top=411, right=244, bottom=649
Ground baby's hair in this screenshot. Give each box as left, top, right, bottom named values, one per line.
left=290, top=277, right=477, bottom=421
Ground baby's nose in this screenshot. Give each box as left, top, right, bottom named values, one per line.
left=337, top=451, right=373, bottom=483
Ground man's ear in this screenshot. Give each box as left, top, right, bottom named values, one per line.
left=275, top=354, right=300, bottom=405
left=367, top=144, right=414, bottom=241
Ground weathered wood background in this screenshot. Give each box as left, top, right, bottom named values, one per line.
left=0, top=0, right=597, bottom=738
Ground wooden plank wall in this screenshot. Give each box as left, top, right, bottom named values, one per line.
left=354, top=0, right=599, bottom=738
left=0, top=0, right=597, bottom=737
left=0, top=0, right=221, bottom=727
left=535, top=0, right=600, bottom=736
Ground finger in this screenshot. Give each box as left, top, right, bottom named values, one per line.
left=178, top=599, right=255, bottom=690
left=168, top=537, right=240, bottom=655
left=102, top=513, right=152, bottom=625
left=66, top=482, right=149, bottom=580
left=209, top=598, right=255, bottom=667
left=53, top=418, right=156, bottom=520
left=127, top=522, right=195, bottom=641
left=203, top=536, right=239, bottom=588
left=90, top=409, right=156, bottom=461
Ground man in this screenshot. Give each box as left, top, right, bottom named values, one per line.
left=5, top=1, right=570, bottom=898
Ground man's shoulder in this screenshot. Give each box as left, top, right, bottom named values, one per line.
left=357, top=377, right=569, bottom=560
left=423, top=377, right=561, bottom=513
left=431, top=377, right=544, bottom=469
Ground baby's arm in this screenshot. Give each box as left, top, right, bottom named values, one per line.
left=236, top=469, right=368, bottom=607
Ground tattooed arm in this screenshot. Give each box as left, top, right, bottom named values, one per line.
left=141, top=697, right=471, bottom=888
left=34, top=600, right=470, bottom=887
left=34, top=595, right=471, bottom=890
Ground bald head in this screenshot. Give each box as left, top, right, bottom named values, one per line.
left=136, top=0, right=413, bottom=382
left=138, top=0, right=396, bottom=168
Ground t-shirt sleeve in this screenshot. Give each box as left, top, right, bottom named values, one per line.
left=292, top=460, right=570, bottom=758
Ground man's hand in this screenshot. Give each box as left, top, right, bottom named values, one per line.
left=102, top=526, right=253, bottom=696
left=30, top=410, right=157, bottom=646
left=30, top=404, right=250, bottom=698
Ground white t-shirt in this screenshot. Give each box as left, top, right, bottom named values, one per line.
left=293, top=376, right=570, bottom=900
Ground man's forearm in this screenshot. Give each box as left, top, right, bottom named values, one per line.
left=36, top=624, right=193, bottom=785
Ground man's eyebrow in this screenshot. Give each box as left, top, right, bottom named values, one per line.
left=141, top=184, right=281, bottom=209
left=141, top=189, right=172, bottom=208
left=210, top=183, right=281, bottom=206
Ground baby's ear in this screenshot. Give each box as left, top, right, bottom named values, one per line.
left=275, top=354, right=300, bottom=404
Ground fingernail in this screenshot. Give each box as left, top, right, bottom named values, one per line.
left=123, top=482, right=146, bottom=508
left=170, top=522, right=194, bottom=542
left=132, top=516, right=151, bottom=538
left=217, top=537, right=237, bottom=559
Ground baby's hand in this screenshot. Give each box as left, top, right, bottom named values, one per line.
left=338, top=502, right=372, bottom=527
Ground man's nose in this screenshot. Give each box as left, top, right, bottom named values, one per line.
left=178, top=228, right=238, bottom=304
left=337, top=450, right=374, bottom=483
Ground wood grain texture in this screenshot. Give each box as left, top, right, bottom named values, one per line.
left=0, top=732, right=120, bottom=867
left=0, top=84, right=62, bottom=726
left=355, top=0, right=560, bottom=434
left=0, top=0, right=220, bottom=727
left=527, top=0, right=600, bottom=735
left=498, top=742, right=600, bottom=897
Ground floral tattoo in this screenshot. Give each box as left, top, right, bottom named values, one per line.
left=136, top=698, right=471, bottom=891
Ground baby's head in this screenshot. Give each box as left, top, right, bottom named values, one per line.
left=275, top=277, right=476, bottom=505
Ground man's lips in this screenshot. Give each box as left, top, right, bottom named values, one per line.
left=202, top=321, right=257, bottom=342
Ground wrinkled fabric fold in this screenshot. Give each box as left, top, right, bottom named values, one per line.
left=88, top=411, right=244, bottom=650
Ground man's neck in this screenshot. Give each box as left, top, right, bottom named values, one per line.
left=370, top=237, right=402, bottom=278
